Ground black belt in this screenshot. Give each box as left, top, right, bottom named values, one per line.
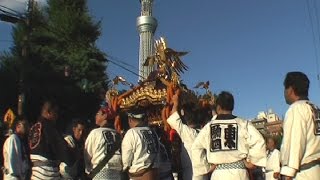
left=299, top=160, right=320, bottom=171
left=32, top=160, right=59, bottom=167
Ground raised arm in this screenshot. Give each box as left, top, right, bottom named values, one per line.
left=191, top=124, right=211, bottom=176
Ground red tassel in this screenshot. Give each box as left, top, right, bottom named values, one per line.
left=114, top=115, right=122, bottom=134
left=169, top=129, right=178, bottom=142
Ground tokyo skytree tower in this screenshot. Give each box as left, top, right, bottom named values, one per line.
left=137, top=0, right=158, bottom=81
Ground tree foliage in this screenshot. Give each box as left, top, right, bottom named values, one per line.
left=0, top=0, right=108, bottom=126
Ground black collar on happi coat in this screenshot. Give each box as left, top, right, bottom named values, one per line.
left=216, top=114, right=237, bottom=120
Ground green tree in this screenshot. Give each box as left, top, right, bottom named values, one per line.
left=0, top=0, right=108, bottom=126
left=0, top=52, right=20, bottom=117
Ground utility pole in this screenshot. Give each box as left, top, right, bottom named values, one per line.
left=0, top=0, right=34, bottom=116
left=18, top=0, right=34, bottom=116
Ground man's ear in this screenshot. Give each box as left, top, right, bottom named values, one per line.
left=288, top=86, right=295, bottom=96
left=102, top=113, right=108, bottom=120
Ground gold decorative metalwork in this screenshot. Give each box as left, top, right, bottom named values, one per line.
left=105, top=89, right=118, bottom=104
left=119, top=85, right=167, bottom=109
left=143, top=37, right=188, bottom=81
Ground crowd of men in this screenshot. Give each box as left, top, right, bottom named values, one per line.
left=1, top=71, right=320, bottom=180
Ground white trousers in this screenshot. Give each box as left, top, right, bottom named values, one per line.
left=210, top=169, right=249, bottom=180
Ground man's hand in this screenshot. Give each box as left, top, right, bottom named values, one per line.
left=170, top=91, right=179, bottom=115
left=243, top=160, right=256, bottom=169
left=273, top=172, right=280, bottom=179
left=172, top=91, right=179, bottom=107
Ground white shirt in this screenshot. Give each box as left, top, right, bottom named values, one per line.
left=3, top=134, right=28, bottom=180
left=167, top=112, right=200, bottom=180
left=191, top=116, right=266, bottom=176
left=280, top=100, right=320, bottom=177
left=84, top=127, right=122, bottom=174
left=266, top=149, right=280, bottom=172
left=122, top=126, right=160, bottom=173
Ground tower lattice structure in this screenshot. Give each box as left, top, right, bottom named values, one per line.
left=137, top=0, right=158, bottom=81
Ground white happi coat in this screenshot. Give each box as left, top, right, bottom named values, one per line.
left=280, top=100, right=320, bottom=179
left=167, top=112, right=208, bottom=180
left=30, top=154, right=61, bottom=180
left=191, top=115, right=266, bottom=180
left=265, top=149, right=280, bottom=180
left=122, top=126, right=160, bottom=174
left=3, top=134, right=29, bottom=180
left=84, top=127, right=122, bottom=180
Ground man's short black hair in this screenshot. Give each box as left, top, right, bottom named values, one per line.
left=266, top=136, right=278, bottom=146
left=72, top=118, right=86, bottom=128
left=182, top=110, right=196, bottom=126
left=216, top=91, right=234, bottom=111
left=13, top=116, right=27, bottom=131
left=41, top=99, right=59, bottom=114
left=284, top=71, right=309, bottom=97
left=181, top=102, right=196, bottom=125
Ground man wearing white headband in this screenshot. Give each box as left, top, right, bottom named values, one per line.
left=122, top=109, right=160, bottom=180
left=84, top=106, right=122, bottom=180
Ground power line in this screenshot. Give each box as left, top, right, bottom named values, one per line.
left=312, top=0, right=320, bottom=81
left=0, top=8, right=22, bottom=19
left=0, top=4, right=145, bottom=80
left=107, top=54, right=148, bottom=75
left=106, top=58, right=144, bottom=79
left=44, top=27, right=144, bottom=78
left=40, top=25, right=144, bottom=78
left=305, top=0, right=320, bottom=82
left=106, top=54, right=139, bottom=71
left=0, top=4, right=24, bottom=17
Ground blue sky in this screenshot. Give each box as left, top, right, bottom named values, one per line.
left=1, top=0, right=320, bottom=119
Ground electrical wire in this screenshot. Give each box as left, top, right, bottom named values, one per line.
left=305, top=0, right=320, bottom=83
left=0, top=8, right=22, bottom=19
left=106, top=54, right=139, bottom=71
left=0, top=4, right=146, bottom=80
left=105, top=58, right=145, bottom=79
left=0, top=4, right=24, bottom=18
left=0, top=4, right=21, bottom=13
left=312, top=0, right=320, bottom=81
